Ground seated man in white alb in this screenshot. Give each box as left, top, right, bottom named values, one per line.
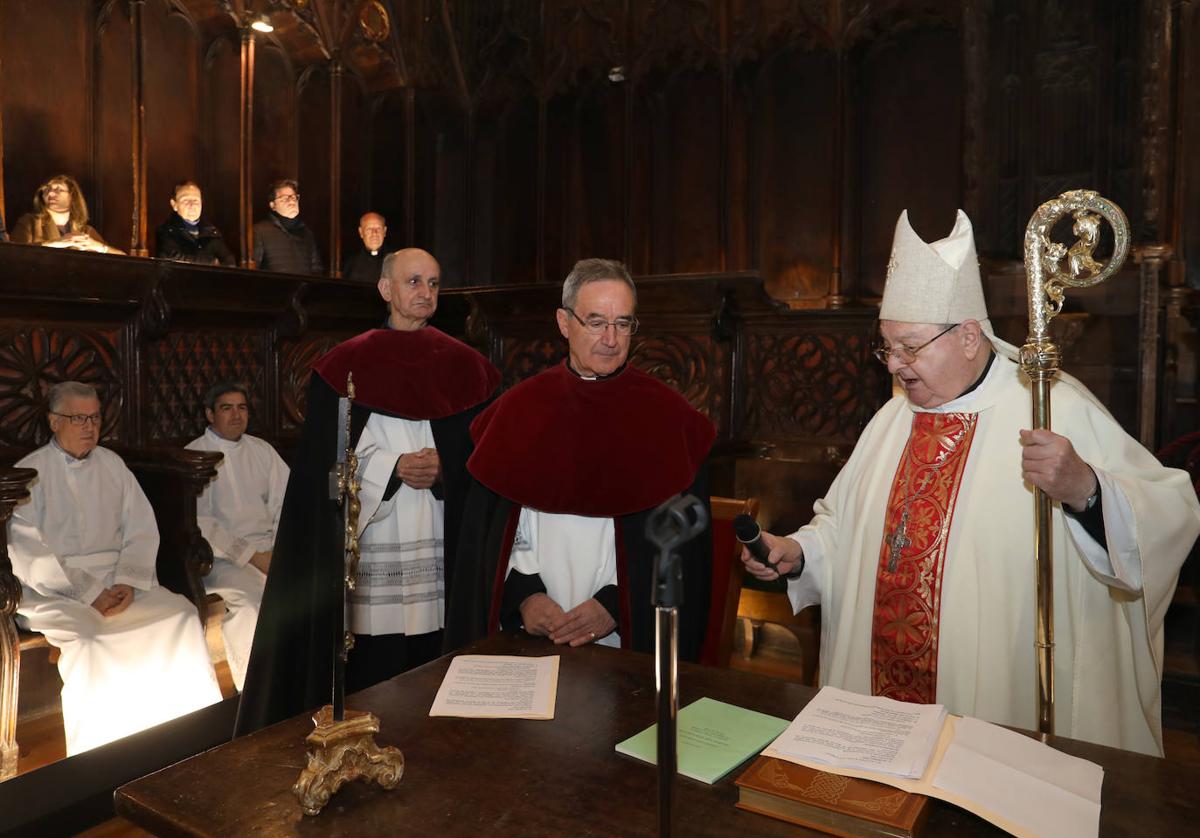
left=186, top=381, right=289, bottom=690
left=7, top=382, right=223, bottom=755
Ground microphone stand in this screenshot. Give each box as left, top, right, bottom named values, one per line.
left=645, top=495, right=708, bottom=838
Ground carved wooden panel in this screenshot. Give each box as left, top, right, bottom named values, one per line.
left=0, top=0, right=94, bottom=232
left=858, top=25, right=963, bottom=298
left=252, top=42, right=299, bottom=218
left=740, top=327, right=885, bottom=443
left=144, top=0, right=202, bottom=248
left=630, top=334, right=727, bottom=427
left=0, top=325, right=124, bottom=451
left=631, top=0, right=720, bottom=77
left=279, top=334, right=343, bottom=429
left=143, top=331, right=266, bottom=441
left=497, top=332, right=726, bottom=428
left=750, top=47, right=837, bottom=303
left=203, top=35, right=242, bottom=257
left=297, top=63, right=332, bottom=271
left=501, top=337, right=567, bottom=389
left=95, top=1, right=135, bottom=250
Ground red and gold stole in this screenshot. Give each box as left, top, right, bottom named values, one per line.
left=871, top=412, right=979, bottom=704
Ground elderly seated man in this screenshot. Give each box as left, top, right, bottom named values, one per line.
left=186, top=381, right=289, bottom=691
left=10, top=175, right=123, bottom=254
left=7, top=382, right=222, bottom=755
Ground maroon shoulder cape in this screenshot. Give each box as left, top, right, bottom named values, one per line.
left=467, top=361, right=716, bottom=516
left=312, top=327, right=500, bottom=419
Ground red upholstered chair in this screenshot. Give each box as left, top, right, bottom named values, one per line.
left=701, top=496, right=760, bottom=668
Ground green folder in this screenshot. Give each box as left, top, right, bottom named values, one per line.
left=614, top=697, right=791, bottom=784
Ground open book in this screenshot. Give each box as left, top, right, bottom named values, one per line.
left=763, top=687, right=1103, bottom=838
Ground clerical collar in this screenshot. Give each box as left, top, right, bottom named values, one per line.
left=565, top=360, right=627, bottom=381
left=916, top=350, right=1001, bottom=414
left=51, top=437, right=92, bottom=463
left=957, top=350, right=996, bottom=400
left=204, top=426, right=242, bottom=449
left=369, top=249, right=379, bottom=256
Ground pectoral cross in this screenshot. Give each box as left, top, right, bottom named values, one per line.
left=885, top=509, right=911, bottom=573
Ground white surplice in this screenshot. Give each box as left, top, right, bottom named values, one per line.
left=186, top=428, right=289, bottom=690
left=350, top=413, right=443, bottom=637
left=786, top=353, right=1200, bottom=755
left=8, top=443, right=222, bottom=755
left=507, top=509, right=620, bottom=648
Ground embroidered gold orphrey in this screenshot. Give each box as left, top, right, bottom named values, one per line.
left=871, top=412, right=979, bottom=704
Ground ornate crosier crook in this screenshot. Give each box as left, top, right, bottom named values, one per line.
left=1020, top=190, right=1129, bottom=739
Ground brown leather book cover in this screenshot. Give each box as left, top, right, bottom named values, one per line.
left=734, top=756, right=932, bottom=838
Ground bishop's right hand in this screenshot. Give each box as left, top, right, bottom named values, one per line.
left=741, top=532, right=804, bottom=581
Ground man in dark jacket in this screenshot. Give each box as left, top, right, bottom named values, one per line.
left=154, top=181, right=235, bottom=266
left=251, top=179, right=323, bottom=275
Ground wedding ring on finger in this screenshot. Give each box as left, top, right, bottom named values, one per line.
left=589, top=631, right=596, bottom=640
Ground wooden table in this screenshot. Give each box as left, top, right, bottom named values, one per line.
left=116, top=632, right=1200, bottom=836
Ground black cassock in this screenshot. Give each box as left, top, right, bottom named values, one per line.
left=235, top=327, right=498, bottom=736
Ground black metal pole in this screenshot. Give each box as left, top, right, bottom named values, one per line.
left=655, top=606, right=679, bottom=836
left=646, top=494, right=708, bottom=838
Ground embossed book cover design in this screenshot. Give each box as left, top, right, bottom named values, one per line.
left=735, top=755, right=931, bottom=838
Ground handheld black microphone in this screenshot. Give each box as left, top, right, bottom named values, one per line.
left=733, top=514, right=773, bottom=565
left=734, top=514, right=806, bottom=579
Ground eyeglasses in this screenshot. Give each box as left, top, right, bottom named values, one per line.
left=53, top=412, right=103, bottom=427
left=872, top=324, right=958, bottom=365
left=43, top=184, right=70, bottom=195
left=273, top=192, right=299, bottom=204
left=562, top=307, right=639, bottom=336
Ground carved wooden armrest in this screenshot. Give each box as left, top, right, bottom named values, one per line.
left=114, top=447, right=223, bottom=618
left=0, top=468, right=37, bottom=618
left=0, top=467, right=38, bottom=780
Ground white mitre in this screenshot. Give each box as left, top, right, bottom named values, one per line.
left=880, top=209, right=1018, bottom=359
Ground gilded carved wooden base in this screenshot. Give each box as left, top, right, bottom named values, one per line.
left=292, top=705, right=404, bottom=816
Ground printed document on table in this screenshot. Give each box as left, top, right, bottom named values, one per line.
left=932, top=716, right=1103, bottom=838
left=429, top=654, right=559, bottom=719
left=767, top=686, right=947, bottom=778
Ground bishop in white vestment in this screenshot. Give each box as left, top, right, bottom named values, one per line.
left=744, top=210, right=1200, bottom=756
left=186, top=382, right=289, bottom=690
left=8, top=382, right=222, bottom=755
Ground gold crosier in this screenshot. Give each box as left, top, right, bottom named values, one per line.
left=293, top=372, right=405, bottom=816
left=1020, top=190, right=1129, bottom=738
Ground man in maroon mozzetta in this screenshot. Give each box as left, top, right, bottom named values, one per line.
left=446, top=258, right=715, bottom=660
